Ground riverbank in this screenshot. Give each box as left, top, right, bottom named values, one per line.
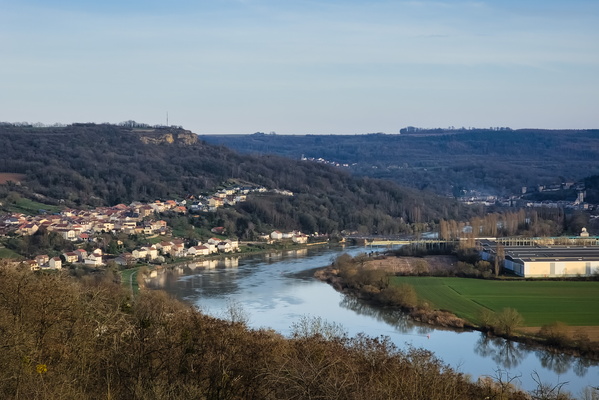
left=314, top=257, right=599, bottom=362
left=140, top=244, right=599, bottom=392
left=314, top=265, right=472, bottom=330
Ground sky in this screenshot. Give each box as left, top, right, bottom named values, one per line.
left=1, top=0, right=598, bottom=134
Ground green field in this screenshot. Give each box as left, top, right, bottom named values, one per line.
left=120, top=268, right=141, bottom=294
left=0, top=247, right=23, bottom=260
left=391, top=277, right=599, bottom=327
left=7, top=198, right=62, bottom=215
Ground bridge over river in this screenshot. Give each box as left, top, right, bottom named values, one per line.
left=345, top=235, right=456, bottom=248
left=347, top=235, right=599, bottom=247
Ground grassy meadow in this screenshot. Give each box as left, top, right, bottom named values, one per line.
left=391, top=276, right=599, bottom=327
left=0, top=247, right=23, bottom=259
left=120, top=267, right=141, bottom=294
left=7, top=197, right=62, bottom=215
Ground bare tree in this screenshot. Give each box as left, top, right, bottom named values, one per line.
left=494, top=242, right=505, bottom=277
left=530, top=371, right=570, bottom=400
left=496, top=307, right=524, bottom=336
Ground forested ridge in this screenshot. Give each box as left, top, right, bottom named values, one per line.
left=0, top=124, right=476, bottom=236
left=200, top=129, right=599, bottom=196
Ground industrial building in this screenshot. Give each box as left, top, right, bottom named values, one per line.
left=479, top=238, right=599, bottom=278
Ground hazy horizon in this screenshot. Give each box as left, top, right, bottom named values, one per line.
left=2, top=0, right=598, bottom=134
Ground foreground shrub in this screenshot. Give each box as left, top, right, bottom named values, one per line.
left=0, top=262, right=537, bottom=400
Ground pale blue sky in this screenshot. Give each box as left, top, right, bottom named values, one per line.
left=1, top=0, right=598, bottom=133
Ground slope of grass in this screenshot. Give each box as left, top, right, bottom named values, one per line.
left=391, top=277, right=599, bottom=327
left=120, top=267, right=141, bottom=294
left=6, top=198, right=62, bottom=215
left=0, top=247, right=23, bottom=259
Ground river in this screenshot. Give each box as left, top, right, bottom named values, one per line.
left=146, top=246, right=599, bottom=396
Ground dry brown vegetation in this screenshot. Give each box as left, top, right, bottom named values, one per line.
left=0, top=261, right=536, bottom=400
left=521, top=326, right=599, bottom=343
left=0, top=173, right=25, bottom=184
left=362, top=255, right=457, bottom=274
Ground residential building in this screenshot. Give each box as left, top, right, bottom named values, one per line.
left=49, top=257, right=62, bottom=269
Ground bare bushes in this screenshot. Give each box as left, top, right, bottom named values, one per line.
left=379, top=284, right=418, bottom=308
left=537, top=323, right=599, bottom=356
left=539, top=321, right=570, bottom=347
left=333, top=253, right=420, bottom=310
left=335, top=254, right=389, bottom=294
left=410, top=308, right=466, bottom=328
left=291, top=315, right=347, bottom=340
left=0, top=263, right=533, bottom=399
left=478, top=307, right=524, bottom=337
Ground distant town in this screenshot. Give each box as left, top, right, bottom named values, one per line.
left=0, top=184, right=311, bottom=271
left=299, top=151, right=596, bottom=212
left=458, top=180, right=595, bottom=211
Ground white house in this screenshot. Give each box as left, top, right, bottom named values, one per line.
left=63, top=252, right=79, bottom=264
left=26, top=260, right=40, bottom=271
left=270, top=231, right=283, bottom=240
left=292, top=234, right=308, bottom=244
left=74, top=248, right=88, bottom=262
left=49, top=257, right=62, bottom=269
left=171, top=240, right=186, bottom=257
left=84, top=253, right=104, bottom=267
left=205, top=243, right=218, bottom=254
left=143, top=246, right=159, bottom=260
left=207, top=237, right=222, bottom=246
left=217, top=241, right=233, bottom=253
left=57, top=229, right=77, bottom=241
left=132, top=248, right=148, bottom=259
left=187, top=245, right=211, bottom=257
left=35, top=254, right=49, bottom=267
left=156, top=241, right=173, bottom=255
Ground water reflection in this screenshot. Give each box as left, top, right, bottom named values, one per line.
left=573, top=357, right=594, bottom=378
left=474, top=333, right=599, bottom=379
left=147, top=257, right=240, bottom=284
left=146, top=246, right=599, bottom=392
left=536, top=349, right=575, bottom=375
left=340, top=295, right=432, bottom=335
left=145, top=257, right=242, bottom=299
left=475, top=334, right=527, bottom=369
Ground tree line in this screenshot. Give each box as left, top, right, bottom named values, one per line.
left=436, top=208, right=593, bottom=240
left=200, top=129, right=599, bottom=196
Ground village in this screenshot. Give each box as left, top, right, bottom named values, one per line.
left=459, top=180, right=596, bottom=210
left=0, top=184, right=310, bottom=271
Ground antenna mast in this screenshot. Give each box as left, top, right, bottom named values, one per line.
left=166, top=112, right=169, bottom=127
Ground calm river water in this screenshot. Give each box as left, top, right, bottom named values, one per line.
left=146, top=246, right=599, bottom=396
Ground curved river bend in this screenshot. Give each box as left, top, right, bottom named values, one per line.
left=146, top=246, right=599, bottom=395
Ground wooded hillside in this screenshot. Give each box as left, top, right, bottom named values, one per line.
left=0, top=124, right=475, bottom=236
left=200, top=129, right=599, bottom=196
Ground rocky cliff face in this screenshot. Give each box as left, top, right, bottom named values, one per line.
left=138, top=129, right=198, bottom=145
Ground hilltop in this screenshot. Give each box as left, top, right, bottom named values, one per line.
left=0, top=123, right=475, bottom=238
